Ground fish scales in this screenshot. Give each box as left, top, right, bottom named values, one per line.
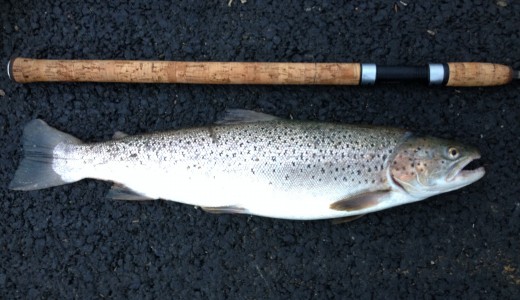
left=9, top=110, right=485, bottom=221
left=47, top=121, right=406, bottom=219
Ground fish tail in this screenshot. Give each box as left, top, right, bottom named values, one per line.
left=9, top=119, right=83, bottom=191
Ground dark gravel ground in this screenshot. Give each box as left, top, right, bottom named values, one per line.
left=1, top=0, right=519, bottom=298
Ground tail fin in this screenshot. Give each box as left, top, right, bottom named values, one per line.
left=9, top=119, right=83, bottom=191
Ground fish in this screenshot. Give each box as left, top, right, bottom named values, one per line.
left=9, top=109, right=485, bottom=221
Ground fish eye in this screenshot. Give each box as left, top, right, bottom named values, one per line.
left=448, top=147, right=459, bottom=159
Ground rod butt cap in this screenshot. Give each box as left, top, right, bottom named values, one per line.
left=7, top=58, right=16, bottom=82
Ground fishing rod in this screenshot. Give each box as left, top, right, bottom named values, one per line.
left=7, top=57, right=520, bottom=87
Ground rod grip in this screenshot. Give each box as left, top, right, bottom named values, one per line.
left=8, top=58, right=361, bottom=85
left=446, top=62, right=513, bottom=86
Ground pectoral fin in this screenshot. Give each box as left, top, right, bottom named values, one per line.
left=330, top=190, right=390, bottom=212
left=106, top=183, right=156, bottom=200
left=201, top=205, right=248, bottom=214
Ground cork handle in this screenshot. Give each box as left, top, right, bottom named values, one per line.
left=9, top=58, right=361, bottom=85
left=446, top=62, right=513, bottom=86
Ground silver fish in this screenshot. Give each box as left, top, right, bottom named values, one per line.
left=9, top=110, right=485, bottom=221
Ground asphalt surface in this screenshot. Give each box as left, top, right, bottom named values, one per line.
left=1, top=0, right=519, bottom=298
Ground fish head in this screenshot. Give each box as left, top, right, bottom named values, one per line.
left=389, top=136, right=485, bottom=199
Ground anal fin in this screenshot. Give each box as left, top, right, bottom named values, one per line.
left=201, top=205, right=247, bottom=214
left=106, top=183, right=156, bottom=200
left=330, top=190, right=390, bottom=212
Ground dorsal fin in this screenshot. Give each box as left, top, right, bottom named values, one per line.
left=215, top=109, right=280, bottom=125
left=112, top=131, right=129, bottom=139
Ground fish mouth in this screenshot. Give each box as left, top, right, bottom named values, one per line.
left=447, top=154, right=486, bottom=184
